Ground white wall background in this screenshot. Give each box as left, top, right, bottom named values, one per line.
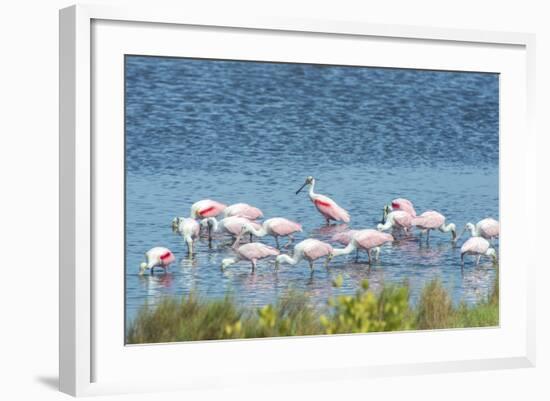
left=0, top=0, right=547, bottom=399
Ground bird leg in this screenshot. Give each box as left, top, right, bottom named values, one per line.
left=367, top=249, right=372, bottom=265
left=355, top=248, right=359, bottom=263
left=275, top=236, right=281, bottom=249
left=309, top=261, right=314, bottom=270
left=283, top=235, right=294, bottom=249
left=476, top=255, right=481, bottom=266
left=249, top=233, right=254, bottom=243
left=426, top=229, right=431, bottom=243
left=325, top=218, right=330, bottom=226
left=251, top=259, right=257, bottom=273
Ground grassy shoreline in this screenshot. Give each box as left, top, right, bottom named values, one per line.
left=127, top=271, right=499, bottom=344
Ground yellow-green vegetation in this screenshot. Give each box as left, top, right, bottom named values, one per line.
left=126, top=271, right=499, bottom=344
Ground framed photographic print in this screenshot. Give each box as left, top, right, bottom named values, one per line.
left=59, top=4, right=536, bottom=396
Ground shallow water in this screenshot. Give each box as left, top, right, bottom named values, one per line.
left=125, top=56, right=499, bottom=326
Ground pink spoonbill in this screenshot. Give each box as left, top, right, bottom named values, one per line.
left=221, top=242, right=280, bottom=272
left=139, top=247, right=175, bottom=275
left=332, top=229, right=361, bottom=260
left=377, top=210, right=413, bottom=234
left=458, top=218, right=499, bottom=242
left=275, top=238, right=333, bottom=270
left=460, top=237, right=497, bottom=269
left=223, top=203, right=264, bottom=220
left=190, top=199, right=227, bottom=219
left=171, top=217, right=200, bottom=255
left=382, top=198, right=416, bottom=222
left=296, top=176, right=350, bottom=225
left=331, top=229, right=394, bottom=264
left=411, top=210, right=456, bottom=242
left=239, top=217, right=302, bottom=248
left=201, top=216, right=261, bottom=242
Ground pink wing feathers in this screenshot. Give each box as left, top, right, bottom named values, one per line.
left=478, top=218, right=499, bottom=238
left=237, top=243, right=280, bottom=260
left=391, top=198, right=416, bottom=217
left=224, top=203, right=264, bottom=220
left=313, top=195, right=351, bottom=223
left=158, top=249, right=175, bottom=265
left=266, top=218, right=302, bottom=236
left=354, top=229, right=394, bottom=250
left=302, top=239, right=333, bottom=261
left=331, top=229, right=360, bottom=245
left=412, top=210, right=444, bottom=229
left=392, top=211, right=413, bottom=228
left=223, top=216, right=261, bottom=236
left=191, top=199, right=227, bottom=218
left=461, top=237, right=490, bottom=255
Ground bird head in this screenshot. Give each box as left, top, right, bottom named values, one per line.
left=139, top=262, right=147, bottom=275
left=449, top=223, right=457, bottom=241
left=381, top=204, right=392, bottom=223
left=171, top=217, right=181, bottom=232
left=221, top=258, right=233, bottom=270
left=296, top=176, right=314, bottom=194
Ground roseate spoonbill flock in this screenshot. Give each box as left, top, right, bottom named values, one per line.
left=140, top=183, right=499, bottom=276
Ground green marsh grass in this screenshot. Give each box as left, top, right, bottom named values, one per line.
left=127, top=268, right=499, bottom=344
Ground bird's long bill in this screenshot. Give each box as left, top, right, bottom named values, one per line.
left=454, top=226, right=467, bottom=242
left=232, top=227, right=246, bottom=248
left=381, top=205, right=390, bottom=224
left=295, top=181, right=308, bottom=195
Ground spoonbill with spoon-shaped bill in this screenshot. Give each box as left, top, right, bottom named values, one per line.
left=296, top=176, right=350, bottom=225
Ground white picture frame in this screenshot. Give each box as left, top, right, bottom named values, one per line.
left=59, top=4, right=536, bottom=397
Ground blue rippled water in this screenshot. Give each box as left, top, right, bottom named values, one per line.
left=125, top=56, right=499, bottom=326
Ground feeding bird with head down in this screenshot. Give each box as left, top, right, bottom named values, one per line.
left=237, top=217, right=302, bottom=248
left=296, top=176, right=350, bottom=225
left=190, top=199, right=227, bottom=219
left=411, top=210, right=456, bottom=242
left=460, top=237, right=497, bottom=269
left=377, top=210, right=413, bottom=235
left=331, top=229, right=394, bottom=264
left=275, top=238, right=334, bottom=270
left=221, top=229, right=280, bottom=272
left=139, top=247, right=175, bottom=275
left=223, top=203, right=264, bottom=220
left=201, top=216, right=262, bottom=243
left=382, top=198, right=416, bottom=223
